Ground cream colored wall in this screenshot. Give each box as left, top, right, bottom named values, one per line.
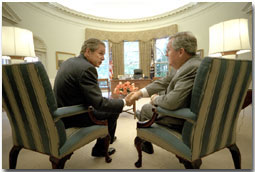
left=3, top=3, right=84, bottom=80
left=3, top=2, right=252, bottom=81
left=176, top=3, right=252, bottom=58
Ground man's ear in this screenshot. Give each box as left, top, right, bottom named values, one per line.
left=84, top=48, right=90, bottom=57
left=179, top=48, right=185, bottom=56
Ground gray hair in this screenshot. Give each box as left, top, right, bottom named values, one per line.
left=170, top=32, right=197, bottom=56
left=80, top=38, right=105, bottom=54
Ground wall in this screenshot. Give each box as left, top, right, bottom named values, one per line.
left=3, top=2, right=84, bottom=79
left=177, top=2, right=252, bottom=59
left=3, top=2, right=252, bottom=80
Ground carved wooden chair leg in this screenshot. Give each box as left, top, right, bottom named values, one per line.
left=104, top=135, right=112, bottom=163
left=176, top=155, right=186, bottom=164
left=134, top=136, right=143, bottom=168
left=50, top=153, right=73, bottom=169
left=176, top=155, right=202, bottom=169
left=9, top=145, right=22, bottom=169
left=191, top=159, right=202, bottom=169
left=228, top=144, right=241, bottom=169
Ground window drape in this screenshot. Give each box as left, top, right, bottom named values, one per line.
left=139, top=40, right=152, bottom=77
left=110, top=41, right=124, bottom=78
left=85, top=24, right=177, bottom=42
left=85, top=24, right=177, bottom=78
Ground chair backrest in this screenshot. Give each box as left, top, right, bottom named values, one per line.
left=2, top=62, right=66, bottom=156
left=134, top=69, right=143, bottom=79
left=98, top=78, right=110, bottom=92
left=182, top=57, right=252, bottom=160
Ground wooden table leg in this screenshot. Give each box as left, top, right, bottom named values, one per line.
left=133, top=101, right=136, bottom=119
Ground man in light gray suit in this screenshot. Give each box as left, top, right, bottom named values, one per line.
left=128, top=31, right=201, bottom=154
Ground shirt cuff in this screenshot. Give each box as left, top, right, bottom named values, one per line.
left=122, top=99, right=126, bottom=106
left=151, top=95, right=159, bottom=105
left=141, top=88, right=149, bottom=97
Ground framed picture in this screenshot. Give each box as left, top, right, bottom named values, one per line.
left=56, top=51, right=76, bottom=69
left=196, top=49, right=204, bottom=58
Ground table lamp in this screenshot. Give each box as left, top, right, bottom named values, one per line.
left=2, top=26, right=36, bottom=63
left=208, top=18, right=251, bottom=58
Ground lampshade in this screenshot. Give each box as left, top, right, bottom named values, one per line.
left=2, top=26, right=35, bottom=57
left=209, top=18, right=251, bottom=56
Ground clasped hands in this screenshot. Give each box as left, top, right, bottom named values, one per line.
left=124, top=91, right=142, bottom=106
left=124, top=91, right=159, bottom=106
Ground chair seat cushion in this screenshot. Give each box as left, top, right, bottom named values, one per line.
left=59, top=125, right=108, bottom=158
left=137, top=123, right=192, bottom=161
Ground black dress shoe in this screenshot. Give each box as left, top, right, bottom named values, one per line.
left=110, top=136, right=117, bottom=144
left=142, top=141, right=154, bottom=154
left=91, top=147, right=116, bottom=157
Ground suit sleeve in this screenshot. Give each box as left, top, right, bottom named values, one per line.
left=79, top=66, right=124, bottom=113
left=146, top=67, right=176, bottom=96
left=153, top=65, right=198, bottom=110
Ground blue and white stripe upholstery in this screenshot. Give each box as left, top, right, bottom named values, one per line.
left=136, top=57, right=252, bottom=165
left=2, top=62, right=108, bottom=161
left=190, top=57, right=252, bottom=160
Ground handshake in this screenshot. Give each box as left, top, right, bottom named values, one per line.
left=124, top=90, right=159, bottom=106
left=124, top=91, right=142, bottom=106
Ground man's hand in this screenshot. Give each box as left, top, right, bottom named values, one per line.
left=150, top=94, right=159, bottom=105
left=130, top=90, right=142, bottom=102
left=125, top=92, right=136, bottom=106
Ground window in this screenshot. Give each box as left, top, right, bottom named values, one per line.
left=97, top=41, right=110, bottom=79
left=1, top=56, right=39, bottom=64
left=124, top=41, right=139, bottom=75
left=24, top=57, right=39, bottom=62
left=2, top=56, right=11, bottom=64
left=155, top=37, right=169, bottom=77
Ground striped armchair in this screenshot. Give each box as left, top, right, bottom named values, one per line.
left=2, top=62, right=111, bottom=169
left=134, top=57, right=252, bottom=169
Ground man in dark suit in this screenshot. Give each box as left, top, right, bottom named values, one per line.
left=128, top=32, right=201, bottom=154
left=54, top=38, right=134, bottom=157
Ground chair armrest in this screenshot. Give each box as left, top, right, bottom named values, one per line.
left=53, top=104, right=88, bottom=121
left=155, top=107, right=197, bottom=124
left=53, top=105, right=107, bottom=125
left=87, top=106, right=108, bottom=125
left=137, top=108, right=158, bottom=128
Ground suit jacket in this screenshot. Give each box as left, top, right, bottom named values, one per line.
left=146, top=56, right=201, bottom=110
left=54, top=54, right=124, bottom=113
